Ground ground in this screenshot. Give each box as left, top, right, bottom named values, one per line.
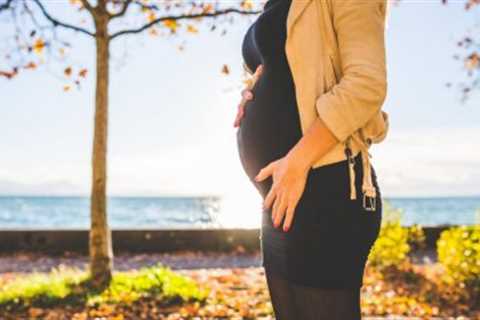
left=0, top=250, right=478, bottom=320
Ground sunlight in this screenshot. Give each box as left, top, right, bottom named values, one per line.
left=216, top=181, right=263, bottom=229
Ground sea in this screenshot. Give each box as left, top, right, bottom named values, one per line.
left=0, top=196, right=478, bottom=229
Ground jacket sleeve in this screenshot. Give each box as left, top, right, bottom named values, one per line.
left=315, top=0, right=388, bottom=143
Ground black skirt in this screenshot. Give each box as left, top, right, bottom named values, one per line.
left=236, top=0, right=383, bottom=289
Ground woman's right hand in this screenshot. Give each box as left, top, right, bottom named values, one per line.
left=233, top=64, right=264, bottom=128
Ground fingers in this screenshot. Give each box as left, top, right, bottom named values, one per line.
left=255, top=161, right=275, bottom=182
left=233, top=64, right=263, bottom=128
left=252, top=64, right=264, bottom=84
left=233, top=83, right=255, bottom=128
left=241, top=88, right=253, bottom=100
left=272, top=192, right=288, bottom=229
left=263, top=182, right=277, bottom=211
left=282, top=196, right=300, bottom=232
left=233, top=104, right=245, bottom=127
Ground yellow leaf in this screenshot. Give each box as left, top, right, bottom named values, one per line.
left=147, top=11, right=156, bottom=23
left=163, top=19, right=178, bottom=32
left=33, top=38, right=45, bottom=54
left=187, top=25, right=198, bottom=33
left=241, top=0, right=254, bottom=10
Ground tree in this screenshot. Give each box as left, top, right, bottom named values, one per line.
left=394, top=0, right=479, bottom=101
left=0, top=0, right=260, bottom=288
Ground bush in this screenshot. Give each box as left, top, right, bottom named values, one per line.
left=0, top=264, right=208, bottom=310
left=368, top=201, right=425, bottom=270
left=437, top=225, right=480, bottom=285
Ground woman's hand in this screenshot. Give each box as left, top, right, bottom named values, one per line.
left=233, top=64, right=264, bottom=128
left=254, top=152, right=310, bottom=232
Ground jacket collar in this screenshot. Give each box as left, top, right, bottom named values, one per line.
left=287, top=0, right=313, bottom=36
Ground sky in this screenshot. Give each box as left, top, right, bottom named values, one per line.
left=0, top=0, right=479, bottom=200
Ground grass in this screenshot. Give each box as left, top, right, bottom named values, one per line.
left=0, top=264, right=208, bottom=311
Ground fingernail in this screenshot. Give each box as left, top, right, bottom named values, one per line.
left=283, top=225, right=289, bottom=232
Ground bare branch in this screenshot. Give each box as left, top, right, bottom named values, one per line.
left=31, top=0, right=95, bottom=37
left=130, top=0, right=159, bottom=11
left=110, top=8, right=261, bottom=40
left=0, top=0, right=13, bottom=12
left=109, top=0, right=132, bottom=20
left=79, top=0, right=95, bottom=14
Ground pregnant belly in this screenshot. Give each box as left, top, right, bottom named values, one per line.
left=235, top=76, right=302, bottom=183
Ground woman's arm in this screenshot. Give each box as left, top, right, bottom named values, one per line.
left=255, top=0, right=388, bottom=231
left=316, top=0, right=388, bottom=143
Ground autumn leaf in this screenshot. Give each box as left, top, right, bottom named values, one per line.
left=465, top=52, right=479, bottom=70
left=147, top=11, right=156, bottom=23
left=163, top=19, right=179, bottom=33
left=23, top=62, right=36, bottom=70
left=241, top=0, right=255, bottom=10
left=78, top=68, right=87, bottom=78
left=202, top=3, right=214, bottom=14
left=64, top=67, right=72, bottom=77
left=221, top=64, right=230, bottom=75
left=32, top=38, right=45, bottom=54
left=187, top=25, right=198, bottom=33
left=0, top=69, right=18, bottom=79
left=63, top=85, right=71, bottom=91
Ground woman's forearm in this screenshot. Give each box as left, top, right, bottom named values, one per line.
left=286, top=116, right=340, bottom=171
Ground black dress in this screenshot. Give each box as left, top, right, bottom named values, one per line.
left=236, top=0, right=383, bottom=289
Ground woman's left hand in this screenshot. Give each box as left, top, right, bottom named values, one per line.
left=254, top=153, right=309, bottom=232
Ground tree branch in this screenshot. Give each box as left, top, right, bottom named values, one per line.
left=79, top=0, right=94, bottom=13
left=130, top=0, right=159, bottom=12
left=31, top=0, right=95, bottom=37
left=0, top=0, right=13, bottom=12
left=110, top=8, right=261, bottom=40
left=109, top=0, right=132, bottom=20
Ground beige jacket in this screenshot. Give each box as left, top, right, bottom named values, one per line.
left=244, top=0, right=389, bottom=210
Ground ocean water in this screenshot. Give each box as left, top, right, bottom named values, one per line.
left=0, top=196, right=478, bottom=229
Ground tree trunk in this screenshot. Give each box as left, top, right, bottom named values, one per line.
left=89, top=14, right=113, bottom=288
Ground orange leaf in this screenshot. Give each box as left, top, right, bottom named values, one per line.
left=221, top=64, right=230, bottom=75
left=24, top=62, right=36, bottom=69
left=33, top=38, right=45, bottom=54
left=0, top=69, right=18, bottom=79
left=78, top=68, right=87, bottom=78
left=187, top=25, right=198, bottom=33
left=64, top=67, right=72, bottom=77
left=147, top=11, right=156, bottom=23
left=241, top=0, right=254, bottom=10
left=163, top=19, right=179, bottom=32
left=203, top=3, right=214, bottom=14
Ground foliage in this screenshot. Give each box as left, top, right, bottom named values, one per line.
left=437, top=225, right=480, bottom=286
left=2, top=264, right=480, bottom=319
left=367, top=201, right=426, bottom=270
left=0, top=264, right=208, bottom=311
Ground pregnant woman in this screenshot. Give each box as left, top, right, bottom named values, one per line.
left=234, top=0, right=389, bottom=319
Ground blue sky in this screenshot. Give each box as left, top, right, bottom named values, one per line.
left=0, top=1, right=479, bottom=199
